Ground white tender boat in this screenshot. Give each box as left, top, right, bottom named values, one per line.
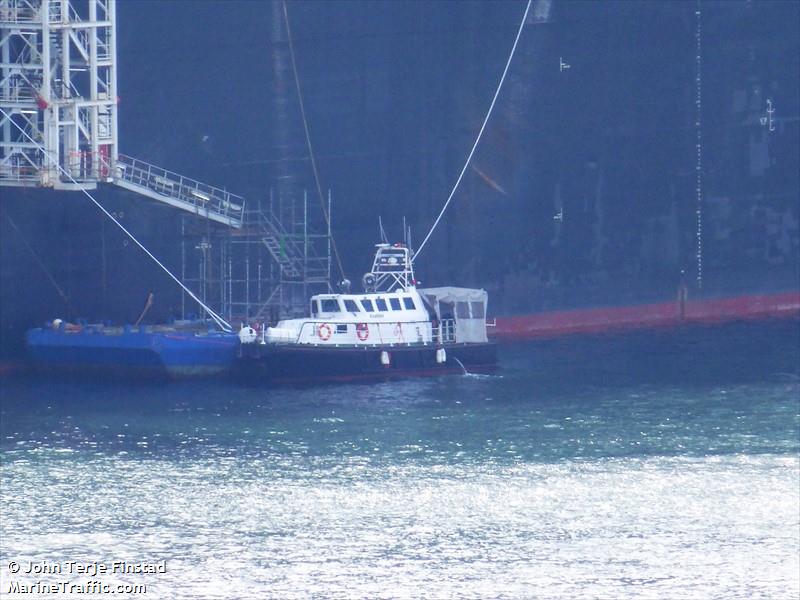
left=236, top=243, right=496, bottom=383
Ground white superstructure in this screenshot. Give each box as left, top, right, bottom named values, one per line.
left=248, top=243, right=490, bottom=348
left=265, top=286, right=434, bottom=346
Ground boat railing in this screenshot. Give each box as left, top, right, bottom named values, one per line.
left=287, top=320, right=436, bottom=346
left=0, top=1, right=38, bottom=23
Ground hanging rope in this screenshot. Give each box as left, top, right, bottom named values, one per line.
left=282, top=0, right=347, bottom=283
left=4, top=210, right=73, bottom=314
left=413, top=0, right=532, bottom=263
left=0, top=107, right=233, bottom=332
left=378, top=216, right=389, bottom=244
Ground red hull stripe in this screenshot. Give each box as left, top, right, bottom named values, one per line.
left=491, top=291, right=800, bottom=340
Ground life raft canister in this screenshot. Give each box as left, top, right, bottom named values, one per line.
left=318, top=323, right=332, bottom=341
left=356, top=322, right=369, bottom=341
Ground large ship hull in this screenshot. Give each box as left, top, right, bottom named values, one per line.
left=25, top=326, right=240, bottom=379
left=492, top=291, right=800, bottom=340
left=2, top=3, right=797, bottom=361
left=235, top=342, right=497, bottom=384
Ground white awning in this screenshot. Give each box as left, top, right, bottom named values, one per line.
left=418, top=287, right=487, bottom=304
left=419, top=287, right=488, bottom=343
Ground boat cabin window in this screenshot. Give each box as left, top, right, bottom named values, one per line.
left=336, top=324, right=348, bottom=334
left=402, top=297, right=416, bottom=310
left=389, top=298, right=402, bottom=311
left=320, top=299, right=340, bottom=313
left=311, top=299, right=320, bottom=316
left=470, top=301, right=485, bottom=319
left=361, top=299, right=375, bottom=312
left=343, top=299, right=360, bottom=312
left=456, top=301, right=470, bottom=319
left=375, top=298, right=388, bottom=312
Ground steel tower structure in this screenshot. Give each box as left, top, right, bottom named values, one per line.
left=0, top=0, right=117, bottom=189
left=1, top=0, right=333, bottom=320
left=0, top=0, right=245, bottom=227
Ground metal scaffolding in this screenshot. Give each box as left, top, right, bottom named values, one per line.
left=181, top=189, right=333, bottom=325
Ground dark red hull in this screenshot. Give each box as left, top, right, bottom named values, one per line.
left=492, top=291, right=800, bottom=340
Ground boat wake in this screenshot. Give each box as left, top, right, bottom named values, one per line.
left=463, top=372, right=503, bottom=380
left=452, top=357, right=502, bottom=379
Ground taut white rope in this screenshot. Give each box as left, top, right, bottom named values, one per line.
left=413, top=0, right=532, bottom=263
left=0, top=107, right=233, bottom=332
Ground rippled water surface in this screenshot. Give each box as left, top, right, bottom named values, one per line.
left=2, top=320, right=799, bottom=598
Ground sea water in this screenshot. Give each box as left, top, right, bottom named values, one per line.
left=1, top=320, right=798, bottom=599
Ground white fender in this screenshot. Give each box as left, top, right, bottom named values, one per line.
left=238, top=325, right=258, bottom=344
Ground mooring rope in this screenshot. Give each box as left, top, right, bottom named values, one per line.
left=4, top=210, right=73, bottom=313
left=413, top=0, right=532, bottom=263
left=0, top=107, right=233, bottom=332
left=282, top=0, right=348, bottom=284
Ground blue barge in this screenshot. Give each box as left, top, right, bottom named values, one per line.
left=25, top=322, right=240, bottom=379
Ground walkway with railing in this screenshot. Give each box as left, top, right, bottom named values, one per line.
left=112, top=154, right=245, bottom=228
left=0, top=1, right=39, bottom=23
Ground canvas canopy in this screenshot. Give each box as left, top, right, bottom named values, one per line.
left=419, top=287, right=488, bottom=343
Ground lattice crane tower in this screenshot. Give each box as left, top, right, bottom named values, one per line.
left=0, top=0, right=245, bottom=227
left=0, top=0, right=116, bottom=189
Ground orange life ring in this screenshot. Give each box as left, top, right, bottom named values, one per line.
left=356, top=322, right=369, bottom=341
left=318, top=323, right=332, bottom=341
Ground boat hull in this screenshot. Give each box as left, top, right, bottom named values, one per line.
left=25, top=327, right=240, bottom=379
left=234, top=342, right=497, bottom=384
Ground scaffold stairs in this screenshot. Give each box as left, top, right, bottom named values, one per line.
left=258, top=211, right=304, bottom=278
